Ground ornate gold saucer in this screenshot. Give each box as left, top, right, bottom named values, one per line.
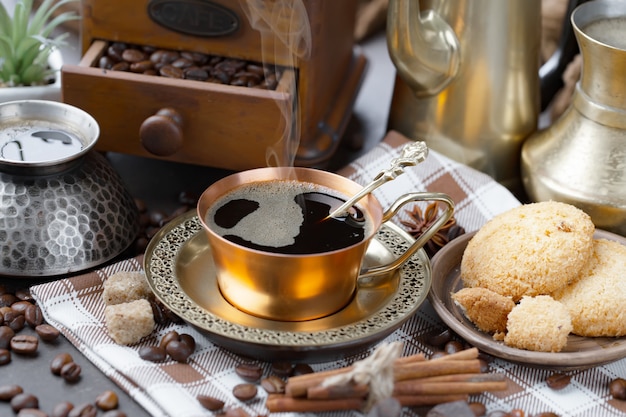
left=144, top=210, right=431, bottom=362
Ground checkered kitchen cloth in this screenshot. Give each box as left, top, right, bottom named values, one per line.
left=31, top=132, right=626, bottom=417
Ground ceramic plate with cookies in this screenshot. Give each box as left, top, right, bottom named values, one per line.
left=429, top=201, right=626, bottom=369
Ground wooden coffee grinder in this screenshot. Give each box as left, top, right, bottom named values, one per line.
left=61, top=0, right=366, bottom=170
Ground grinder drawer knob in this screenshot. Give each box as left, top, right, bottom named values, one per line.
left=140, top=108, right=183, bottom=156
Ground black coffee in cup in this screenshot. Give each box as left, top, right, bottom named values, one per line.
left=205, top=180, right=372, bottom=254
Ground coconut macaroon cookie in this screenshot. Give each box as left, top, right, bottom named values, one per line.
left=460, top=201, right=595, bottom=301
left=504, top=295, right=573, bottom=352
left=452, top=287, right=515, bottom=337
left=552, top=239, right=626, bottom=337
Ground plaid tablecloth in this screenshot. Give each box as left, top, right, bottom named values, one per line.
left=31, top=132, right=626, bottom=417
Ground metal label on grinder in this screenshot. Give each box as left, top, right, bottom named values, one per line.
left=147, top=0, right=240, bottom=37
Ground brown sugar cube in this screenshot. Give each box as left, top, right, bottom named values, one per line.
left=104, top=299, right=155, bottom=345
left=102, top=271, right=152, bottom=305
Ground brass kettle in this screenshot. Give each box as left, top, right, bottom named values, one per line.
left=522, top=0, right=626, bottom=235
left=387, top=0, right=583, bottom=195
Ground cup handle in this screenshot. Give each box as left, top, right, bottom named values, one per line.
left=357, top=192, right=454, bottom=286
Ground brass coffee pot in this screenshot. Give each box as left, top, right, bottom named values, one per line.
left=522, top=0, right=626, bottom=236
left=386, top=0, right=582, bottom=195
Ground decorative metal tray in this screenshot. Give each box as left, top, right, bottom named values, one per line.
left=144, top=210, right=431, bottom=362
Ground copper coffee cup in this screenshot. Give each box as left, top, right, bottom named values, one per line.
left=198, top=167, right=453, bottom=321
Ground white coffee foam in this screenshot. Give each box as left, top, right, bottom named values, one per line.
left=207, top=180, right=332, bottom=248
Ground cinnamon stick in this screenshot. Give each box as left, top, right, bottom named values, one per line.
left=266, top=394, right=365, bottom=413
left=395, top=393, right=469, bottom=407
left=393, top=379, right=508, bottom=396
left=266, top=393, right=470, bottom=412
left=416, top=372, right=506, bottom=383
left=431, top=347, right=479, bottom=361
left=393, top=359, right=482, bottom=381
left=284, top=352, right=426, bottom=398
left=305, top=371, right=507, bottom=400
left=307, top=383, right=369, bottom=400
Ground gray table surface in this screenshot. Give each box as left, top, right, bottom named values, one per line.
left=0, top=28, right=396, bottom=416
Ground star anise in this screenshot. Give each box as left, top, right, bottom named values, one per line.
left=400, top=202, right=465, bottom=258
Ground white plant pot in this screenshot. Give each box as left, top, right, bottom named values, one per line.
left=0, top=48, right=63, bottom=103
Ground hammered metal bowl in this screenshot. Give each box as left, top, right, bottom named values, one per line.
left=0, top=100, right=139, bottom=277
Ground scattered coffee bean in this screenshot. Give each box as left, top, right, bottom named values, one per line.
left=5, top=310, right=26, bottom=332
left=260, top=375, right=285, bottom=394
left=51, top=401, right=74, bottom=417
left=197, top=394, right=224, bottom=411
left=232, top=383, right=257, bottom=401
left=16, top=409, right=47, bottom=417
left=609, top=377, right=626, bottom=400
left=223, top=407, right=252, bottom=417
left=101, top=411, right=127, bottom=417
left=235, top=362, right=263, bottom=382
left=0, top=305, right=12, bottom=317
left=50, top=353, right=74, bottom=375
left=546, top=373, right=571, bottom=390
left=14, top=289, right=33, bottom=302
left=60, top=361, right=82, bottom=383
left=508, top=409, right=525, bottom=417
left=423, top=328, right=454, bottom=348
left=10, top=300, right=32, bottom=315
left=165, top=339, right=193, bottom=363
left=10, top=392, right=39, bottom=412
left=0, top=384, right=23, bottom=401
left=271, top=361, right=293, bottom=377
left=35, top=324, right=60, bottom=342
left=138, top=345, right=166, bottom=362
left=292, top=363, right=314, bottom=376
left=95, top=390, right=119, bottom=411
left=148, top=300, right=168, bottom=325
left=159, top=330, right=179, bottom=349
left=0, top=293, right=18, bottom=307
left=0, top=325, right=15, bottom=349
left=24, top=304, right=43, bottom=328
left=468, top=401, right=487, bottom=416
left=10, top=334, right=38, bottom=355
left=179, top=333, right=196, bottom=351
left=0, top=348, right=10, bottom=365
left=444, top=340, right=465, bottom=355
left=15, top=408, right=43, bottom=417
left=430, top=351, right=448, bottom=360
left=67, top=402, right=97, bottom=417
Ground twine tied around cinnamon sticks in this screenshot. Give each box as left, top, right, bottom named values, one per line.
left=321, top=341, right=403, bottom=412
left=266, top=343, right=510, bottom=414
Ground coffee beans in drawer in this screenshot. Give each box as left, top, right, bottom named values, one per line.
left=97, top=42, right=282, bottom=90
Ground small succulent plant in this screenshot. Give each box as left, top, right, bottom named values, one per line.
left=0, top=0, right=79, bottom=87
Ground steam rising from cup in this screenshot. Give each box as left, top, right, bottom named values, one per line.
left=240, top=0, right=312, bottom=168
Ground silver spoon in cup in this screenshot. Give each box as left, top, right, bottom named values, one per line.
left=325, top=141, right=429, bottom=221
